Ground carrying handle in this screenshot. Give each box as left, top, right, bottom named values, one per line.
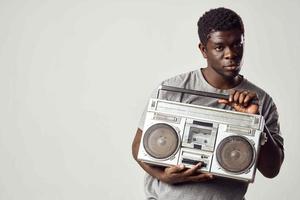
left=157, top=85, right=259, bottom=105
left=157, top=85, right=229, bottom=99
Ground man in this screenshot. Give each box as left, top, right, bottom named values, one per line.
left=132, top=7, right=284, bottom=200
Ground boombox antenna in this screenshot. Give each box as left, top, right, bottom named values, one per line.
left=158, top=85, right=229, bottom=100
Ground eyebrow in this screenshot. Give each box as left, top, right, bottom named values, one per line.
left=212, top=42, right=224, bottom=46
left=212, top=39, right=242, bottom=46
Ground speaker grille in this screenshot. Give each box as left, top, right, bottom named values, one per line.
left=216, top=136, right=255, bottom=174
left=143, top=123, right=179, bottom=159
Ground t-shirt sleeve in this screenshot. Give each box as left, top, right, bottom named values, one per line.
left=262, top=99, right=284, bottom=150
left=137, top=86, right=161, bottom=131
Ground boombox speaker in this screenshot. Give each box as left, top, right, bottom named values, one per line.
left=138, top=85, right=266, bottom=182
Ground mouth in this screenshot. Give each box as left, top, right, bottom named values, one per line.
left=224, top=64, right=240, bottom=71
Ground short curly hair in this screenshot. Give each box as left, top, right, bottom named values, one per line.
left=197, top=7, right=244, bottom=45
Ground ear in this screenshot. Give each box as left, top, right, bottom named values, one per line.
left=199, top=43, right=207, bottom=59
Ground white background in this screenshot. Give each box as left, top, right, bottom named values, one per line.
left=0, top=0, right=299, bottom=199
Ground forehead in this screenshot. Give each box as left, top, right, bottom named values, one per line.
left=207, top=30, right=244, bottom=44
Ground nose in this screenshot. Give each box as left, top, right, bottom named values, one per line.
left=224, top=47, right=237, bottom=59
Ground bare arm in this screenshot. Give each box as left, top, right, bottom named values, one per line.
left=132, top=128, right=213, bottom=184
left=256, top=126, right=284, bottom=178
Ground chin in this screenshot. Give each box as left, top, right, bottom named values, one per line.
left=223, top=71, right=240, bottom=80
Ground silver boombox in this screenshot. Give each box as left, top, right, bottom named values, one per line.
left=138, top=86, right=266, bottom=182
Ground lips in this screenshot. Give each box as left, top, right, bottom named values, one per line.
left=224, top=63, right=240, bottom=70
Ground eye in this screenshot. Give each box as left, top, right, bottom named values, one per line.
left=233, top=42, right=243, bottom=49
left=215, top=46, right=224, bottom=51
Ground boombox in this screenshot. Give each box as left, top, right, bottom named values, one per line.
left=138, top=86, right=266, bottom=183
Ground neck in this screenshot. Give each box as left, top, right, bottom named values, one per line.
left=201, top=68, right=242, bottom=89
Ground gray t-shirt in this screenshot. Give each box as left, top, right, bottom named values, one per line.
left=138, top=69, right=283, bottom=200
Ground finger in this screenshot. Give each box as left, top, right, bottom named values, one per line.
left=233, top=90, right=240, bottom=102
left=188, top=173, right=214, bottom=182
left=183, top=162, right=202, bottom=176
left=166, top=164, right=185, bottom=174
left=244, top=92, right=257, bottom=105
left=239, top=91, right=248, bottom=105
left=228, top=90, right=236, bottom=102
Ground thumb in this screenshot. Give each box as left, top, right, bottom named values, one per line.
left=218, top=99, right=229, bottom=104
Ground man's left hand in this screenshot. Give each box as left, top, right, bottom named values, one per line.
left=218, top=90, right=259, bottom=114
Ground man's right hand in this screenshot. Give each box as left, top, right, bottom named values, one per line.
left=159, top=162, right=214, bottom=184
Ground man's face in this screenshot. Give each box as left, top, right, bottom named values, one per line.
left=200, top=29, right=244, bottom=80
